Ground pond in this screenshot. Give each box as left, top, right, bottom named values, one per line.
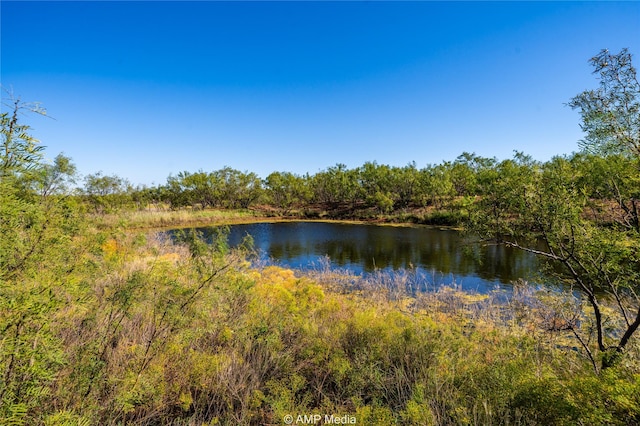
left=175, top=222, right=541, bottom=294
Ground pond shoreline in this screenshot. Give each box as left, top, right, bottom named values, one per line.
left=104, top=207, right=464, bottom=232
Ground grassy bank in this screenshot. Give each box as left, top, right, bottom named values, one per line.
left=93, top=208, right=263, bottom=230
left=92, top=205, right=466, bottom=232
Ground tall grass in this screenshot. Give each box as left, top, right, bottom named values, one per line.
left=92, top=208, right=261, bottom=230
left=4, top=227, right=640, bottom=425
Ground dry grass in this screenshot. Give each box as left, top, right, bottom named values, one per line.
left=296, top=262, right=640, bottom=364
left=91, top=208, right=264, bottom=230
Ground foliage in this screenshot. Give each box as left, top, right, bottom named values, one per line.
left=0, top=96, right=46, bottom=180
left=469, top=49, right=640, bottom=372
left=264, top=171, right=311, bottom=214
left=163, top=167, right=263, bottom=211
left=34, top=153, right=77, bottom=197
left=0, top=97, right=86, bottom=424
left=569, top=48, right=640, bottom=157
left=83, top=171, right=133, bottom=213
left=311, top=163, right=359, bottom=207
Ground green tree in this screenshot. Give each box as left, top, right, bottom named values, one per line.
left=392, top=162, right=421, bottom=208
left=83, top=172, right=132, bottom=213
left=173, top=170, right=219, bottom=209
left=162, top=168, right=263, bottom=210
left=568, top=48, right=640, bottom=157
left=0, top=96, right=46, bottom=180
left=214, top=167, right=263, bottom=209
left=574, top=152, right=640, bottom=232
left=469, top=50, right=640, bottom=372
left=265, top=171, right=311, bottom=214
left=311, top=164, right=358, bottom=207
left=130, top=184, right=164, bottom=210
left=0, top=100, right=80, bottom=280
left=451, top=152, right=496, bottom=197
left=357, top=162, right=395, bottom=213
left=165, top=171, right=203, bottom=209
left=33, top=153, right=77, bottom=197
left=0, top=98, right=85, bottom=424
left=419, top=163, right=455, bottom=209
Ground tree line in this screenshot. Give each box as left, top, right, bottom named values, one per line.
left=126, top=155, right=498, bottom=215
left=74, top=154, right=514, bottom=214
left=78, top=150, right=637, bottom=225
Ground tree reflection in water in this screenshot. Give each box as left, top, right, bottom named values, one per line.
left=179, top=222, right=541, bottom=294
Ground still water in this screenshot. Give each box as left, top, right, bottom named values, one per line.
left=183, top=222, right=540, bottom=294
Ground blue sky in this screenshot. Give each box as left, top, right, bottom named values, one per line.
left=2, top=1, right=639, bottom=186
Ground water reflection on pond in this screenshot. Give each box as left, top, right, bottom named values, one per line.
left=177, top=222, right=540, bottom=294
